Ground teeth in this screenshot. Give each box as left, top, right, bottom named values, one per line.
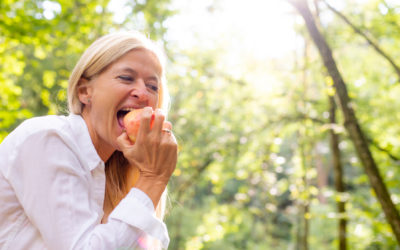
left=121, top=108, right=135, bottom=112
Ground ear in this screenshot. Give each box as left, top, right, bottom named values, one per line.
left=77, top=77, right=93, bottom=105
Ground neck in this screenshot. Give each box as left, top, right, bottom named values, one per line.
left=81, top=109, right=114, bottom=162
left=96, top=144, right=114, bottom=162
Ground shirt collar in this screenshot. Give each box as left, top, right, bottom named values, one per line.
left=67, top=114, right=104, bottom=171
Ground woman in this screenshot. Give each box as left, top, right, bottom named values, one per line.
left=0, top=31, right=177, bottom=249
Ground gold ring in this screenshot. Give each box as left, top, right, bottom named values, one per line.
left=162, top=128, right=172, bottom=133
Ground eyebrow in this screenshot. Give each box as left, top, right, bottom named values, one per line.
left=115, top=67, right=136, bottom=75
left=119, top=67, right=134, bottom=72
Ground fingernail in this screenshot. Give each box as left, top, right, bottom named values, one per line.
left=156, top=108, right=164, bottom=115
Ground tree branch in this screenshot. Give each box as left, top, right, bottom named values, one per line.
left=175, top=157, right=213, bottom=203
left=368, top=139, right=400, bottom=162
left=322, top=0, right=400, bottom=83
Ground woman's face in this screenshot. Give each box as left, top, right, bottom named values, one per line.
left=79, top=48, right=161, bottom=160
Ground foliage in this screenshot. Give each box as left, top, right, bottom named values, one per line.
left=1, top=0, right=400, bottom=249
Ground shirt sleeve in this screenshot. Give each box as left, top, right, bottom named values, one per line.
left=5, top=130, right=169, bottom=250
left=109, top=188, right=170, bottom=248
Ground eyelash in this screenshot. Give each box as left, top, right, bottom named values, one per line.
left=118, top=75, right=133, bottom=81
left=118, top=76, right=159, bottom=92
left=148, top=85, right=159, bottom=92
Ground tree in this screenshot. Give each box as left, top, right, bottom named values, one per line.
left=329, top=96, right=347, bottom=250
left=322, top=0, right=400, bottom=83
left=288, top=0, right=400, bottom=244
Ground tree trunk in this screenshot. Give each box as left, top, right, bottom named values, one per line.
left=296, top=209, right=302, bottom=250
left=302, top=203, right=309, bottom=250
left=322, top=0, right=400, bottom=83
left=287, top=0, right=400, bottom=244
left=329, top=96, right=347, bottom=250
left=299, top=135, right=309, bottom=250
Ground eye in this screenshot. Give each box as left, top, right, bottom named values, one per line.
left=118, top=75, right=133, bottom=81
left=146, top=84, right=159, bottom=92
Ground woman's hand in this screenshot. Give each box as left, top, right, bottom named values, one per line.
left=117, top=107, right=177, bottom=207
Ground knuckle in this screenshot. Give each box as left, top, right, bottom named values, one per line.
left=141, top=113, right=152, bottom=122
left=155, top=109, right=166, bottom=120
left=149, top=136, right=161, bottom=145
left=165, top=140, right=178, bottom=150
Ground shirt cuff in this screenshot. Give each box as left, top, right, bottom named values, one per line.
left=130, top=188, right=155, bottom=211
left=109, top=188, right=170, bottom=249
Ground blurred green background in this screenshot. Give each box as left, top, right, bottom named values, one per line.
left=1, top=0, right=400, bottom=249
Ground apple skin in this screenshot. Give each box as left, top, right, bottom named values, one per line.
left=123, top=109, right=154, bottom=143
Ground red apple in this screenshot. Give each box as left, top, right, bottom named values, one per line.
left=123, top=109, right=154, bottom=143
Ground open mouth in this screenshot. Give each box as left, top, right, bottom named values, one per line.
left=117, top=108, right=135, bottom=128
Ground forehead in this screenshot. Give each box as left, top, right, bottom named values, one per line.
left=109, top=48, right=162, bottom=74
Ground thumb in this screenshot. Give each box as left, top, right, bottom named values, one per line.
left=117, top=132, right=133, bottom=151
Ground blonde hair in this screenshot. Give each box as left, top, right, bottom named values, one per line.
left=67, top=31, right=169, bottom=248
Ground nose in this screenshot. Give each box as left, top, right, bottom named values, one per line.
left=130, top=80, right=149, bottom=102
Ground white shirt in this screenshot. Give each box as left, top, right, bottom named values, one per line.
left=0, top=114, right=169, bottom=250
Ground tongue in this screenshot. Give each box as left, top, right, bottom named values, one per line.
left=117, top=113, right=125, bottom=128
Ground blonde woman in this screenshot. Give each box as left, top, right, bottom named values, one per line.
left=0, top=31, right=177, bottom=250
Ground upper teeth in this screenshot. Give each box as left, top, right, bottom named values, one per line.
left=121, top=108, right=135, bottom=112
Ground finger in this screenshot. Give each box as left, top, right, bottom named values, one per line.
left=170, top=133, right=178, bottom=144
left=116, top=132, right=132, bottom=151
left=162, top=131, right=178, bottom=155
left=138, top=107, right=154, bottom=136
left=162, top=122, right=173, bottom=136
left=162, top=121, right=172, bottom=131
left=152, top=108, right=166, bottom=134
left=161, top=125, right=177, bottom=147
